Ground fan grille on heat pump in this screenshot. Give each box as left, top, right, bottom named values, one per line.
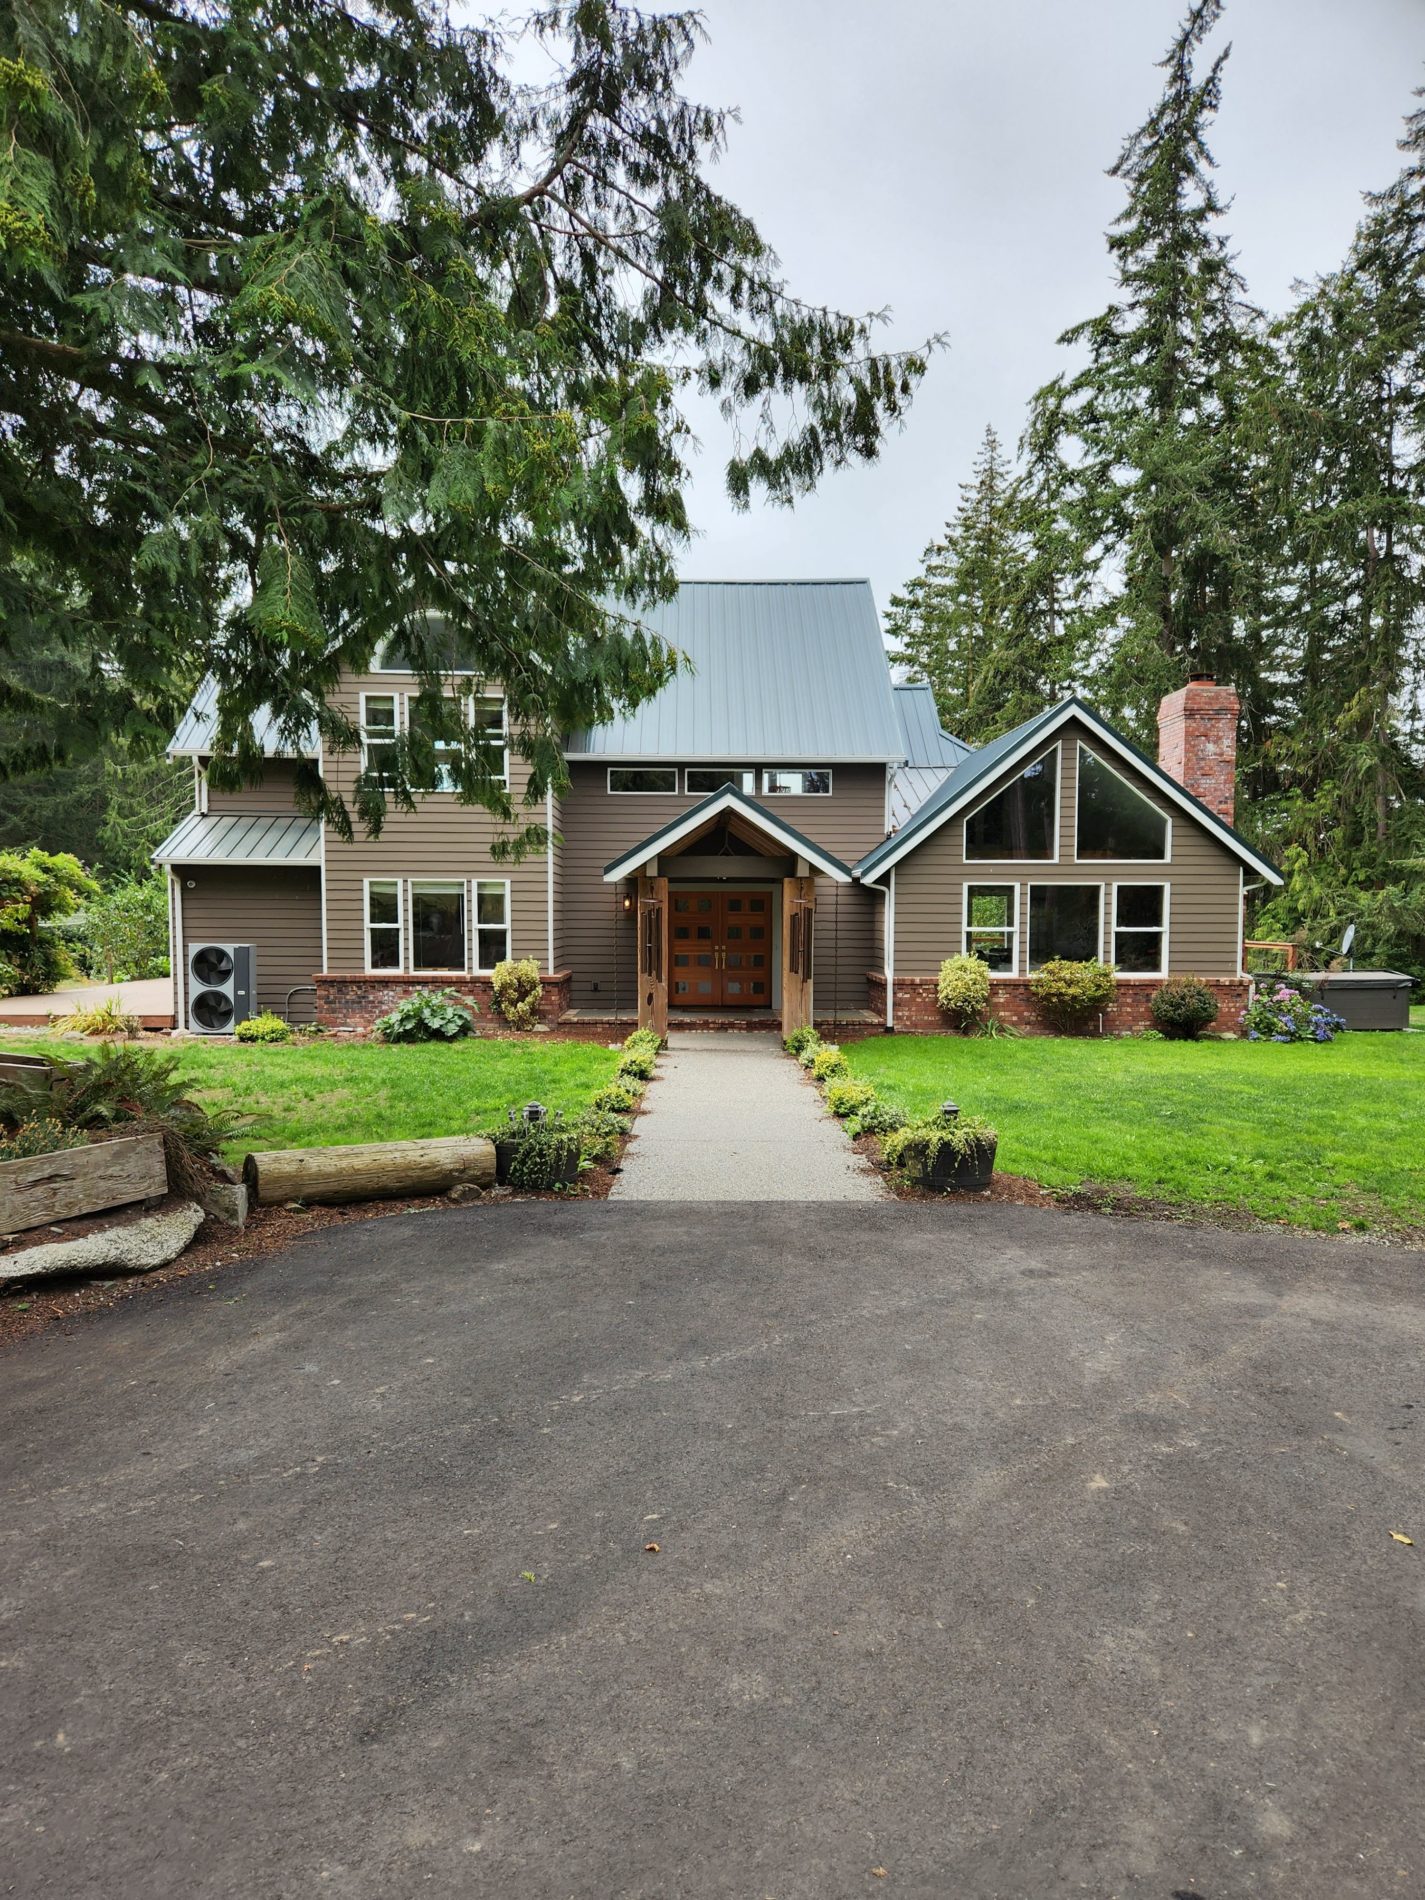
left=191, top=988, right=235, bottom=1031
left=191, top=945, right=234, bottom=987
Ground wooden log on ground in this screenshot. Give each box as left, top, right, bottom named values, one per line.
left=0, top=1133, right=168, bottom=1234
left=242, top=1135, right=496, bottom=1207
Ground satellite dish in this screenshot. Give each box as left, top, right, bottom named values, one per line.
left=1341, top=924, right=1356, bottom=955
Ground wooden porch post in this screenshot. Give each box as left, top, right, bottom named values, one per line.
left=781, top=876, right=816, bottom=1037
left=637, top=873, right=669, bottom=1040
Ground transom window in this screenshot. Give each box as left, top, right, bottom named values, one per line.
left=1028, top=883, right=1102, bottom=971
left=1112, top=883, right=1167, bottom=974
left=474, top=880, right=511, bottom=970
left=1077, top=746, right=1169, bottom=860
left=762, top=768, right=832, bottom=796
left=609, top=766, right=678, bottom=794
left=963, top=884, right=1018, bottom=973
left=685, top=768, right=756, bottom=795
left=410, top=881, right=466, bottom=971
left=965, top=747, right=1058, bottom=860
left=365, top=880, right=402, bottom=971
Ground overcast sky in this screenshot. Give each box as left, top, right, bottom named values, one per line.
left=648, top=0, right=1421, bottom=616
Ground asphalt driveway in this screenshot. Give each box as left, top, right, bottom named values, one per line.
left=2, top=1203, right=1421, bottom=1898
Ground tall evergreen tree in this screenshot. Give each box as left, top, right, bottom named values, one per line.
left=885, top=425, right=1073, bottom=744
left=0, top=0, right=934, bottom=843
left=1026, top=0, right=1271, bottom=747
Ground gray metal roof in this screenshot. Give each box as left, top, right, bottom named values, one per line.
left=152, top=811, right=321, bottom=866
left=169, top=675, right=320, bottom=759
left=888, top=764, right=953, bottom=830
left=892, top=683, right=970, bottom=766
left=567, top=580, right=905, bottom=761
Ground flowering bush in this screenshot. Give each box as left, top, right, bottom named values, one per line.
left=1241, top=983, right=1347, bottom=1044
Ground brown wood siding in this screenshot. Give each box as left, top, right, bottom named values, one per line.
left=558, top=763, right=891, bottom=1010
left=320, top=670, right=553, bottom=974
left=203, top=760, right=306, bottom=814
left=176, top=866, right=322, bottom=1023
left=888, top=718, right=1243, bottom=978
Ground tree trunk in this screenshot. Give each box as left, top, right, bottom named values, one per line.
left=243, top=1136, right=496, bottom=1207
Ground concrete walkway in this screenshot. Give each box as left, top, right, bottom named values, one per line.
left=611, top=1031, right=886, bottom=1200
left=0, top=976, right=174, bottom=1028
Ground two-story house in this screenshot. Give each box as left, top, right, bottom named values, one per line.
left=156, top=579, right=1281, bottom=1037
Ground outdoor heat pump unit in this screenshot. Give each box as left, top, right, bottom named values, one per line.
left=187, top=942, right=256, bottom=1034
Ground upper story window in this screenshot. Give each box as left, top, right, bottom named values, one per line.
left=470, top=694, right=509, bottom=787
left=762, top=768, right=832, bottom=796
left=965, top=746, right=1057, bottom=860
left=686, top=768, right=756, bottom=795
left=360, top=694, right=400, bottom=784
left=609, top=767, right=678, bottom=794
left=1077, top=746, right=1168, bottom=860
left=361, top=690, right=506, bottom=793
left=406, top=699, right=460, bottom=793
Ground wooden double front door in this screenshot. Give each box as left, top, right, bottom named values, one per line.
left=670, top=888, right=773, bottom=1008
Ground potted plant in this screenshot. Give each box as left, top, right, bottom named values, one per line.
left=492, top=1104, right=581, bottom=1188
left=882, top=1102, right=998, bottom=1192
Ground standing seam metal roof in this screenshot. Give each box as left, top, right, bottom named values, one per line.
left=152, top=811, right=321, bottom=866
left=566, top=580, right=905, bottom=761
left=169, top=675, right=320, bottom=758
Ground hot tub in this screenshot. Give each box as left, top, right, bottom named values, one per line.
left=1291, top=971, right=1414, bottom=1031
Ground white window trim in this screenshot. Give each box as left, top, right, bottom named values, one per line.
left=408, top=879, right=470, bottom=976
left=1026, top=880, right=1104, bottom=973
left=1110, top=880, right=1170, bottom=978
left=468, top=690, right=509, bottom=790
left=607, top=766, right=680, bottom=795
left=761, top=767, right=834, bottom=796
left=472, top=877, right=512, bottom=973
left=684, top=768, right=756, bottom=795
left=364, top=876, right=404, bottom=974
left=962, top=880, right=1020, bottom=978
left=962, top=741, right=1062, bottom=865
left=1074, top=742, right=1173, bottom=865
left=359, top=690, right=401, bottom=777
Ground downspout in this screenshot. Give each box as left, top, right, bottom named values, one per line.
left=885, top=869, right=896, bottom=1031
left=171, top=869, right=185, bottom=1030
left=546, top=786, right=555, bottom=975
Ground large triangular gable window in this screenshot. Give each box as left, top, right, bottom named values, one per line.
left=964, top=746, right=1058, bottom=860
left=1076, top=745, right=1168, bottom=860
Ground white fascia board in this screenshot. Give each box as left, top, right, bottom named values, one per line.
left=859, top=701, right=1282, bottom=886
left=601, top=787, right=851, bottom=883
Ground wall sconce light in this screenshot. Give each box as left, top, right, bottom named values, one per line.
left=621, top=886, right=635, bottom=915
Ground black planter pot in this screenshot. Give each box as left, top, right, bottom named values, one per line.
left=914, top=1135, right=997, bottom=1193
left=495, top=1138, right=581, bottom=1189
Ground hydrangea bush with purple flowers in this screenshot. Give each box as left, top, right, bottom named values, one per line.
left=1241, top=984, right=1348, bottom=1044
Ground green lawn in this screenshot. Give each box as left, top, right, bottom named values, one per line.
left=843, top=1032, right=1425, bottom=1234
left=2, top=1036, right=621, bottom=1161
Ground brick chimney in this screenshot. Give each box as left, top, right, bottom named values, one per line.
left=1157, top=674, right=1239, bottom=824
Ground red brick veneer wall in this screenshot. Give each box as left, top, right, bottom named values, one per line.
left=867, top=970, right=1251, bottom=1036
left=316, top=970, right=572, bottom=1033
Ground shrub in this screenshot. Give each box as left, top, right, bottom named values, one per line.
left=0, top=848, right=98, bottom=995
left=61, top=999, right=141, bottom=1039
left=623, top=1027, right=663, bottom=1058
left=80, top=874, right=170, bottom=982
left=495, top=1110, right=581, bottom=1190
left=823, top=1078, right=876, bottom=1120
left=591, top=1080, right=641, bottom=1115
left=1029, top=958, right=1117, bottom=1031
left=1241, top=984, right=1347, bottom=1044
left=0, top=1046, right=249, bottom=1194
left=234, top=1011, right=293, bottom=1044
left=575, top=1107, right=631, bottom=1161
left=937, top=954, right=991, bottom=1029
left=1150, top=976, right=1219, bottom=1040
left=0, top=1116, right=88, bottom=1161
left=783, top=1024, right=820, bottom=1058
left=809, top=1043, right=847, bottom=1082
left=491, top=957, right=543, bottom=1030
left=373, top=988, right=477, bottom=1043
left=845, top=1098, right=908, bottom=1139
left=617, top=1046, right=657, bottom=1081
left=882, top=1112, right=998, bottom=1174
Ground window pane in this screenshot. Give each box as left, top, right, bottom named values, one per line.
left=472, top=697, right=508, bottom=783
left=968, top=886, right=1013, bottom=931
left=363, top=696, right=397, bottom=734
left=763, top=768, right=832, bottom=795
left=406, top=703, right=457, bottom=792
left=1077, top=748, right=1168, bottom=859
left=476, top=928, right=507, bottom=969
left=368, top=927, right=400, bottom=971
left=609, top=767, right=677, bottom=793
left=686, top=768, right=755, bottom=794
left=1115, top=884, right=1164, bottom=929
left=367, top=882, right=399, bottom=927
left=411, top=885, right=465, bottom=971
left=1114, top=930, right=1164, bottom=972
left=965, top=750, right=1057, bottom=859
left=475, top=881, right=507, bottom=925
left=1029, top=884, right=1101, bottom=968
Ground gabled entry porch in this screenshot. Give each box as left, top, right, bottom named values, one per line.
left=601, top=785, right=853, bottom=1039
